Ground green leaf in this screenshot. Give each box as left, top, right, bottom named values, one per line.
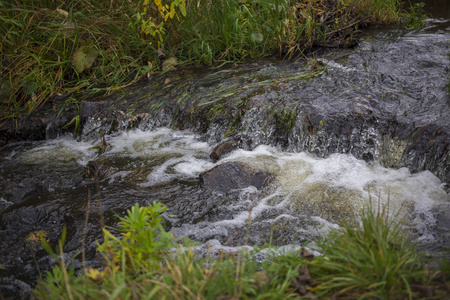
left=21, top=79, right=38, bottom=95
left=61, top=115, right=80, bottom=134
left=0, top=80, right=11, bottom=103
left=72, top=46, right=98, bottom=73
left=251, top=32, right=264, bottom=43
left=60, top=226, right=67, bottom=249
left=179, top=5, right=186, bottom=17
left=40, top=236, right=58, bottom=260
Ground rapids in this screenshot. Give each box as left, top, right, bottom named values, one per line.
left=0, top=0, right=449, bottom=297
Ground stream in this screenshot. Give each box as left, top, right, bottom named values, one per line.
left=1, top=1, right=449, bottom=298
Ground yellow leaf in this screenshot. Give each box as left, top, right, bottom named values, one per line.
left=86, top=268, right=103, bottom=283
left=72, top=46, right=98, bottom=73
left=25, top=230, right=49, bottom=248
left=56, top=9, right=69, bottom=17
left=122, top=232, right=132, bottom=239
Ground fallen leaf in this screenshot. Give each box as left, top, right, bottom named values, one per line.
left=298, top=265, right=312, bottom=282
left=301, top=247, right=314, bottom=261
left=162, top=57, right=177, bottom=72
left=24, top=230, right=49, bottom=249
left=56, top=8, right=69, bottom=17
left=250, top=270, right=269, bottom=288
left=72, top=46, right=98, bottom=73
left=157, top=48, right=165, bottom=59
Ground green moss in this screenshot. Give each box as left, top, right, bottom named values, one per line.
left=277, top=107, right=298, bottom=132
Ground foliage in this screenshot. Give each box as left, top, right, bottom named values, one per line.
left=34, top=200, right=449, bottom=299
left=131, top=0, right=187, bottom=46
left=0, top=0, right=157, bottom=120
left=0, top=0, right=424, bottom=121
left=403, top=2, right=428, bottom=29
left=96, top=202, right=176, bottom=273
left=309, top=202, right=430, bottom=299
left=33, top=202, right=305, bottom=299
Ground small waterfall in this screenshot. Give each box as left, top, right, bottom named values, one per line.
left=1, top=11, right=449, bottom=297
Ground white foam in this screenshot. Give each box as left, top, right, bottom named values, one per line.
left=108, top=171, right=132, bottom=184
left=190, top=239, right=315, bottom=262
left=18, top=128, right=447, bottom=248
left=106, top=128, right=211, bottom=157
left=0, top=197, right=13, bottom=205
left=317, top=58, right=359, bottom=72
left=173, top=158, right=214, bottom=177
left=20, top=135, right=98, bottom=166
left=192, top=144, right=448, bottom=245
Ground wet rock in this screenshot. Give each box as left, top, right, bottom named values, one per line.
left=0, top=132, right=7, bottom=147
left=0, top=27, right=449, bottom=188
left=0, top=278, right=31, bottom=300
left=83, top=158, right=114, bottom=181
left=200, top=162, right=272, bottom=193
left=209, top=136, right=251, bottom=161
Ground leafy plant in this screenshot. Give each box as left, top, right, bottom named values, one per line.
left=96, top=202, right=176, bottom=274
left=131, top=0, right=187, bottom=46
left=34, top=200, right=449, bottom=299
left=403, top=2, right=428, bottom=30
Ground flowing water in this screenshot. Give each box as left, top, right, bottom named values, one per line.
left=1, top=1, right=449, bottom=297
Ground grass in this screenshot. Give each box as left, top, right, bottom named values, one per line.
left=0, top=0, right=159, bottom=120
left=0, top=0, right=427, bottom=122
left=310, top=201, right=429, bottom=299
left=32, top=200, right=449, bottom=299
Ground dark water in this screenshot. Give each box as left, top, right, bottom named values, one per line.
left=417, top=0, right=450, bottom=19
left=1, top=2, right=449, bottom=298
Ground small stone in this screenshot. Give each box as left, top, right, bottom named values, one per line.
left=209, top=136, right=251, bottom=161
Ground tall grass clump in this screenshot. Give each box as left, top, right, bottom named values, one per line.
left=351, top=0, right=402, bottom=23
left=167, top=0, right=420, bottom=64
left=0, top=0, right=172, bottom=120
left=168, top=0, right=367, bottom=64
left=310, top=202, right=431, bottom=299
left=169, top=0, right=299, bottom=64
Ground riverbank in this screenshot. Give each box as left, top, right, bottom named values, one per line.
left=0, top=0, right=425, bottom=122
left=33, top=202, right=450, bottom=299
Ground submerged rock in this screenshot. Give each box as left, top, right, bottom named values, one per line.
left=83, top=158, right=115, bottom=181
left=209, top=135, right=251, bottom=161
left=200, top=162, right=272, bottom=193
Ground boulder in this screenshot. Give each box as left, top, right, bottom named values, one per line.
left=200, top=161, right=272, bottom=193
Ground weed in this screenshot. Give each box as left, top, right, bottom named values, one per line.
left=403, top=2, right=428, bottom=30
left=310, top=200, right=429, bottom=298
left=34, top=199, right=450, bottom=299
left=1, top=0, right=419, bottom=120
